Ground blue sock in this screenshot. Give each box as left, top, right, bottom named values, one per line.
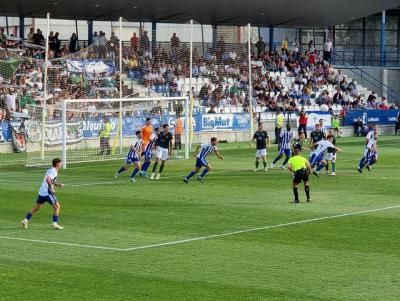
left=359, top=157, right=367, bottom=169
left=316, top=163, right=325, bottom=172
left=117, top=167, right=126, bottom=175
left=141, top=161, right=150, bottom=172
left=52, top=215, right=58, bottom=223
left=185, top=171, right=196, bottom=180
left=200, top=169, right=209, bottom=178
left=273, top=154, right=282, bottom=164
left=131, top=168, right=139, bottom=178
left=25, top=212, right=32, bottom=220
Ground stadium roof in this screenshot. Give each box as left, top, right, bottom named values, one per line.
left=0, top=0, right=399, bottom=27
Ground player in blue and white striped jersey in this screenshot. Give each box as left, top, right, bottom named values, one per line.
left=183, top=137, right=224, bottom=184
left=365, top=124, right=378, bottom=145
left=358, top=132, right=378, bottom=173
left=311, top=135, right=343, bottom=177
left=319, top=119, right=327, bottom=136
left=140, top=128, right=160, bottom=178
left=114, top=130, right=144, bottom=182
left=21, top=158, right=65, bottom=230
left=271, top=124, right=294, bottom=170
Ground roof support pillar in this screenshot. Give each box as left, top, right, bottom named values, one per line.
left=88, top=20, right=93, bottom=45
left=380, top=10, right=386, bottom=66
left=298, top=28, right=302, bottom=53
left=5, top=16, right=9, bottom=36
left=19, top=16, right=25, bottom=40
left=152, top=21, right=157, bottom=57
left=269, top=26, right=274, bottom=52
left=362, top=17, right=366, bottom=65
left=212, top=25, right=217, bottom=53
left=381, top=11, right=386, bottom=66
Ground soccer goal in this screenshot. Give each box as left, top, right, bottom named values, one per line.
left=25, top=96, right=190, bottom=168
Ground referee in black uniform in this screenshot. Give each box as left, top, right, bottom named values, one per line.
left=287, top=143, right=312, bottom=203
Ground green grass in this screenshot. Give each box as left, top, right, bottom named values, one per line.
left=1, top=136, right=400, bottom=301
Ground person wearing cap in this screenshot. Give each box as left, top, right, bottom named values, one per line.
left=287, top=145, right=312, bottom=203
left=99, top=117, right=112, bottom=155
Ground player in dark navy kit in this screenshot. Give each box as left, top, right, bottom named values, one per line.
left=292, top=131, right=306, bottom=153
left=251, top=123, right=270, bottom=172
left=21, top=158, right=65, bottom=230
left=309, top=123, right=325, bottom=151
left=324, top=128, right=337, bottom=175
left=183, top=137, right=224, bottom=184
left=150, top=124, right=174, bottom=180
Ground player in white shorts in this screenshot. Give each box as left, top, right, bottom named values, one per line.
left=251, top=123, right=270, bottom=171
left=150, top=124, right=174, bottom=180
left=311, top=136, right=343, bottom=177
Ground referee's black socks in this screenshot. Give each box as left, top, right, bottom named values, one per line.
left=305, top=185, right=310, bottom=199
left=293, top=187, right=299, bottom=201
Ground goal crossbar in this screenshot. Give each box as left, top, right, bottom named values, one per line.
left=52, top=96, right=189, bottom=168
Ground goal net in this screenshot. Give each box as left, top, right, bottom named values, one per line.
left=25, top=96, right=189, bottom=168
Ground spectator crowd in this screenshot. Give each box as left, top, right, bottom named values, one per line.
left=0, top=25, right=398, bottom=125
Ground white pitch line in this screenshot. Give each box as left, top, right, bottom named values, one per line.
left=0, top=236, right=125, bottom=251
left=0, top=169, right=253, bottom=187
left=0, top=205, right=398, bottom=252
left=122, top=204, right=400, bottom=251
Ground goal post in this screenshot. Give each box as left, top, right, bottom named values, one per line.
left=26, top=96, right=190, bottom=168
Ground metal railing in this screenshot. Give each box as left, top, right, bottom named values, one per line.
left=332, top=49, right=400, bottom=67
left=332, top=51, right=400, bottom=105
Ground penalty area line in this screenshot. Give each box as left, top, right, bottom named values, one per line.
left=0, top=169, right=253, bottom=187
left=0, top=236, right=125, bottom=251
left=122, top=204, right=400, bottom=252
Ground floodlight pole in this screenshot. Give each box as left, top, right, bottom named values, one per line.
left=119, top=17, right=123, bottom=154
left=248, top=23, right=254, bottom=136
left=41, top=12, right=50, bottom=161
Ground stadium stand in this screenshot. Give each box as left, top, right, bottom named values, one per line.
left=0, top=26, right=396, bottom=124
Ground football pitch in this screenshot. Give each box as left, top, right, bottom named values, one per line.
left=1, top=136, right=399, bottom=301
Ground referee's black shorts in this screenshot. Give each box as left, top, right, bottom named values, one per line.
left=293, top=169, right=309, bottom=184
